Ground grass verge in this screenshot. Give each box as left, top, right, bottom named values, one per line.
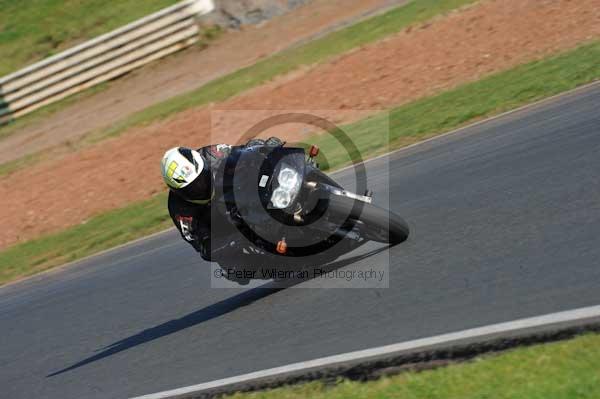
left=0, top=0, right=478, bottom=156
left=0, top=41, right=599, bottom=286
left=0, top=0, right=179, bottom=77
left=225, top=332, right=600, bottom=399
left=0, top=194, right=172, bottom=284
left=87, top=0, right=478, bottom=141
left=309, top=41, right=600, bottom=168
left=0, top=26, right=222, bottom=143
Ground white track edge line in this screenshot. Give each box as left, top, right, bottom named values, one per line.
left=131, top=303, right=600, bottom=399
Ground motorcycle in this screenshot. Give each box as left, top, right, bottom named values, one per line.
left=212, top=143, right=409, bottom=281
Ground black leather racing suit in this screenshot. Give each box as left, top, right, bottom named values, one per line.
left=168, top=138, right=283, bottom=262
left=168, top=143, right=236, bottom=261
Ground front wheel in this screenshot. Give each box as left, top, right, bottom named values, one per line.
left=327, top=194, right=409, bottom=244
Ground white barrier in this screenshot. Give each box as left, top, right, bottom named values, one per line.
left=0, top=0, right=214, bottom=124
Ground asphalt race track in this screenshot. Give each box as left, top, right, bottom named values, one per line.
left=1, top=84, right=600, bottom=398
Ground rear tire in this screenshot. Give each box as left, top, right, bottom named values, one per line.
left=327, top=194, right=409, bottom=244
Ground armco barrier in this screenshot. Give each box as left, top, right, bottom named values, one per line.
left=0, top=0, right=214, bottom=124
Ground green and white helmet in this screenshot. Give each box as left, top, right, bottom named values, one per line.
left=161, top=147, right=213, bottom=204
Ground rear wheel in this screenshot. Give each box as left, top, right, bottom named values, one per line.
left=327, top=194, right=409, bottom=244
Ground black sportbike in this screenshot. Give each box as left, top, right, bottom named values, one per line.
left=212, top=143, right=409, bottom=278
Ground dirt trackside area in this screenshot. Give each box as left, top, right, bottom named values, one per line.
left=0, top=0, right=400, bottom=164
left=1, top=0, right=599, bottom=249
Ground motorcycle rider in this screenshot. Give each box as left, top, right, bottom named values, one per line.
left=161, top=137, right=284, bottom=263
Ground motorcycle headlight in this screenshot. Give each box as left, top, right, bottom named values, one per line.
left=278, top=167, right=299, bottom=189
left=270, top=165, right=301, bottom=209
left=271, top=188, right=292, bottom=209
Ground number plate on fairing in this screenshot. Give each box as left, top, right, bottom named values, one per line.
left=259, top=175, right=270, bottom=187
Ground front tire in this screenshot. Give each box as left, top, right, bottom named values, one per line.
left=327, top=194, right=409, bottom=244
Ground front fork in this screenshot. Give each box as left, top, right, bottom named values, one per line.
left=293, top=181, right=372, bottom=242
left=309, top=182, right=373, bottom=204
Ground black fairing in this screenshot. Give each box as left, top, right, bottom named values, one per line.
left=222, top=146, right=305, bottom=213
left=218, top=146, right=362, bottom=258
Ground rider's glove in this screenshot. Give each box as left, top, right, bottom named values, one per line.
left=245, top=136, right=284, bottom=148
left=265, top=136, right=284, bottom=147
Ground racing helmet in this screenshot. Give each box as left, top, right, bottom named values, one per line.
left=161, top=147, right=213, bottom=204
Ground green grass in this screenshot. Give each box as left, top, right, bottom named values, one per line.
left=0, top=149, right=44, bottom=177
left=0, top=0, right=179, bottom=77
left=0, top=3, right=222, bottom=142
left=0, top=0, right=474, bottom=162
left=225, top=333, right=600, bottom=399
left=0, top=193, right=172, bottom=284
left=72, top=0, right=480, bottom=143
left=311, top=41, right=600, bottom=169
left=0, top=40, right=599, bottom=286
